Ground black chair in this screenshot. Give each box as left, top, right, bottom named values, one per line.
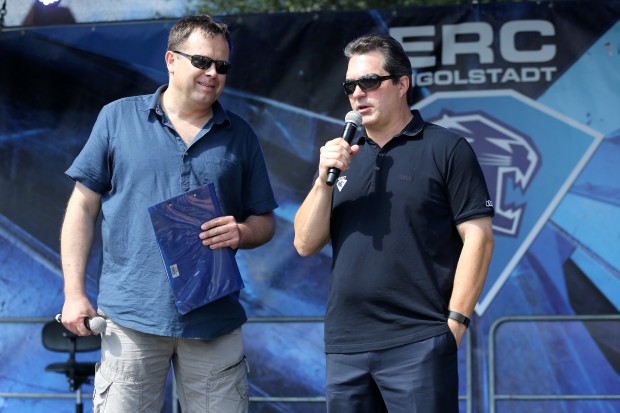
left=42, top=320, right=101, bottom=413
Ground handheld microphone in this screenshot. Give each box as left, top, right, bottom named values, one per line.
left=326, top=111, right=362, bottom=186
left=55, top=313, right=106, bottom=335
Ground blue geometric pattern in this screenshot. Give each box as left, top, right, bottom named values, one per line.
left=1, top=3, right=619, bottom=412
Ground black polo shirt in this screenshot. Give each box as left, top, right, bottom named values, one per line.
left=325, top=110, right=494, bottom=353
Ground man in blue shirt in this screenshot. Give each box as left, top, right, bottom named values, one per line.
left=294, top=33, right=494, bottom=412
left=59, top=15, right=277, bottom=412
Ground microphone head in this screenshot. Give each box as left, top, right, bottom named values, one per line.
left=345, top=110, right=362, bottom=127
left=87, top=316, right=107, bottom=335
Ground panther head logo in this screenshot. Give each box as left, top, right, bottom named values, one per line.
left=430, top=111, right=540, bottom=237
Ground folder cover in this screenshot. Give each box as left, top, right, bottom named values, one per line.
left=148, top=183, right=244, bottom=315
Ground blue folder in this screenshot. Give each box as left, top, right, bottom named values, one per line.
left=148, top=183, right=244, bottom=315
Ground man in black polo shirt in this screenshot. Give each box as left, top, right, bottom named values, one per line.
left=294, top=33, right=494, bottom=413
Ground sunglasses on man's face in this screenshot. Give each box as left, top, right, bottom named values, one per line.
left=173, top=50, right=232, bottom=75
left=343, top=74, right=398, bottom=95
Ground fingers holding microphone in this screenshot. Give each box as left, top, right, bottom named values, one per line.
left=320, top=138, right=360, bottom=182
left=325, top=110, right=362, bottom=186
left=59, top=298, right=103, bottom=335
left=56, top=312, right=106, bottom=335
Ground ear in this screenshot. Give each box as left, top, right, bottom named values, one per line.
left=397, top=75, right=410, bottom=100
left=164, top=50, right=176, bottom=75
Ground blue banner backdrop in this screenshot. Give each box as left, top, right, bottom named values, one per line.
left=0, top=1, right=619, bottom=412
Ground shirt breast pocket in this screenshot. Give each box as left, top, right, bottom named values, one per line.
left=201, top=157, right=242, bottom=187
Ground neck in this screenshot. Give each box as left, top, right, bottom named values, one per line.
left=161, top=89, right=214, bottom=124
left=367, top=110, right=413, bottom=147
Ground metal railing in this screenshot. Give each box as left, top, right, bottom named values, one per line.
left=247, top=316, right=325, bottom=405
left=1, top=316, right=472, bottom=412
left=4, top=315, right=619, bottom=411
left=488, top=314, right=620, bottom=413
left=0, top=317, right=84, bottom=401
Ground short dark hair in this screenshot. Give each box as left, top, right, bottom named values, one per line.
left=344, top=33, right=414, bottom=106
left=167, top=14, right=232, bottom=52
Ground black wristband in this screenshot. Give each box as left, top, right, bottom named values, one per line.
left=448, top=310, right=470, bottom=328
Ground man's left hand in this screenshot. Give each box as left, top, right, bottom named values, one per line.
left=199, top=216, right=240, bottom=249
left=447, top=318, right=467, bottom=348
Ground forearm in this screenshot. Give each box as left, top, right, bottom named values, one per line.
left=60, top=183, right=101, bottom=302
left=449, top=217, right=495, bottom=316
left=58, top=188, right=103, bottom=336
left=293, top=176, right=333, bottom=256
left=445, top=217, right=493, bottom=346
left=60, top=207, right=96, bottom=301
left=237, top=212, right=276, bottom=249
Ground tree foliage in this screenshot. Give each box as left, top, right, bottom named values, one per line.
left=196, top=0, right=522, bottom=15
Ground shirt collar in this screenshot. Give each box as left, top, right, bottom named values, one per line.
left=358, top=109, right=425, bottom=146
left=401, top=109, right=425, bottom=138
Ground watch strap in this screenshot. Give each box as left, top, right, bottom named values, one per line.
left=448, top=310, right=470, bottom=328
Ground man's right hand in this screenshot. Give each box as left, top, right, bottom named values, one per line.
left=318, top=137, right=360, bottom=182
left=61, top=296, right=97, bottom=336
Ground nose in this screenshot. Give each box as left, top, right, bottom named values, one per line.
left=203, top=62, right=217, bottom=74
left=350, top=84, right=366, bottom=98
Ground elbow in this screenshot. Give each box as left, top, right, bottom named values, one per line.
left=486, top=227, right=495, bottom=253
left=259, top=212, right=276, bottom=244
left=265, top=221, right=276, bottom=244
left=477, top=216, right=495, bottom=256
left=293, top=237, right=312, bottom=257
left=293, top=214, right=330, bottom=256
left=293, top=233, right=326, bottom=257
left=483, top=229, right=495, bottom=266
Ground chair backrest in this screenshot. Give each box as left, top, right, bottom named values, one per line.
left=42, top=321, right=101, bottom=353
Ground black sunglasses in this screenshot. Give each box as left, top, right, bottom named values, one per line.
left=173, top=50, right=232, bottom=74
left=343, top=74, right=398, bottom=95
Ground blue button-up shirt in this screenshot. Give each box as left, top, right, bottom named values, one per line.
left=66, top=85, right=278, bottom=339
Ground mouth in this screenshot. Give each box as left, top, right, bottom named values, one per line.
left=356, top=104, right=372, bottom=113
left=197, top=80, right=215, bottom=90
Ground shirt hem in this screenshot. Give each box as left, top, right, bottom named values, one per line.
left=324, top=323, right=450, bottom=354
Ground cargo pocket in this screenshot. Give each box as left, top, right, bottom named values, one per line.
left=93, top=363, right=111, bottom=413
left=93, top=363, right=143, bottom=413
left=207, top=356, right=249, bottom=412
